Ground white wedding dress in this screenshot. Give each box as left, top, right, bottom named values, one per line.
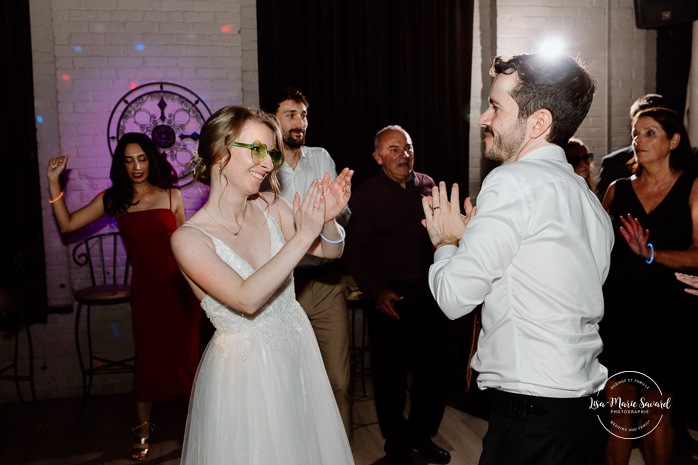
left=180, top=204, right=354, bottom=465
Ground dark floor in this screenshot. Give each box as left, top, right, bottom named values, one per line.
left=5, top=308, right=698, bottom=465
left=0, top=394, right=189, bottom=465
left=0, top=374, right=486, bottom=465
left=5, top=382, right=698, bottom=464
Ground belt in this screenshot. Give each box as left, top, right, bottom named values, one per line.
left=488, top=389, right=600, bottom=417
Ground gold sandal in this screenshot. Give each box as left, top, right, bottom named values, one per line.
left=130, top=420, right=155, bottom=462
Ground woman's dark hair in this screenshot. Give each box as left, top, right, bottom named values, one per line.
left=196, top=105, right=283, bottom=199
left=563, top=137, right=589, bottom=165
left=630, top=107, right=697, bottom=175
left=103, top=132, right=178, bottom=216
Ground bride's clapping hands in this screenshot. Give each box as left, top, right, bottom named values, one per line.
left=293, top=179, right=326, bottom=242
left=321, top=168, right=353, bottom=222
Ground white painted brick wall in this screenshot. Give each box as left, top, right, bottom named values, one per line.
left=35, top=0, right=251, bottom=309
left=0, top=0, right=251, bottom=402
left=1, top=0, right=656, bottom=402
left=468, top=0, right=655, bottom=198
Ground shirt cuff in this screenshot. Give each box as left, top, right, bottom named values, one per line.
left=434, top=244, right=458, bottom=261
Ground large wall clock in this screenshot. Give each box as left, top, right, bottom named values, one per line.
left=107, top=82, right=211, bottom=187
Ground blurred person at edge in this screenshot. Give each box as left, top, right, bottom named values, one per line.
left=564, top=137, right=596, bottom=191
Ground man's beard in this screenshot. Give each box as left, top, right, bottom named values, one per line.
left=484, top=119, right=526, bottom=163
left=283, top=129, right=305, bottom=149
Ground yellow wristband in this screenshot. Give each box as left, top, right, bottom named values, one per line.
left=48, top=191, right=64, bottom=204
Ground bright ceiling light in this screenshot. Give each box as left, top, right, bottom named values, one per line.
left=537, top=37, right=567, bottom=58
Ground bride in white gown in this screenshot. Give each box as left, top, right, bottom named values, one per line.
left=171, top=106, right=354, bottom=465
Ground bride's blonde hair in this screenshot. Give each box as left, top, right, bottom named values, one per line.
left=196, top=106, right=283, bottom=199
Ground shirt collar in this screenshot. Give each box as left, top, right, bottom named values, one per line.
left=281, top=147, right=306, bottom=170
left=520, top=144, right=567, bottom=163
left=378, top=168, right=415, bottom=188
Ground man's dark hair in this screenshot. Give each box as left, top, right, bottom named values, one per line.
left=264, top=86, right=310, bottom=115
left=491, top=54, right=596, bottom=147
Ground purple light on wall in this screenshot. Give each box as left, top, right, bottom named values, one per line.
left=73, top=45, right=84, bottom=53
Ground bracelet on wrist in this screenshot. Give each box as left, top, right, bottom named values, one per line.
left=49, top=191, right=64, bottom=204
left=645, top=243, right=654, bottom=264
left=320, top=224, right=346, bottom=244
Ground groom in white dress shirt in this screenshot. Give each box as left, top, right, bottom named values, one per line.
left=422, top=53, right=614, bottom=465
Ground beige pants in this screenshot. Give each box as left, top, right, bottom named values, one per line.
left=294, top=268, right=353, bottom=442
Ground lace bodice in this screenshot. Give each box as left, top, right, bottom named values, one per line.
left=183, top=203, right=306, bottom=359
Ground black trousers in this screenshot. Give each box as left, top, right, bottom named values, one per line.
left=367, top=279, right=450, bottom=450
left=479, top=390, right=610, bottom=465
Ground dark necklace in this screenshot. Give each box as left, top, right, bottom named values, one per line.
left=203, top=202, right=248, bottom=238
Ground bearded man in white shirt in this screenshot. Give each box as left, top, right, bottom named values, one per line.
left=265, top=87, right=353, bottom=440
left=422, top=54, right=614, bottom=465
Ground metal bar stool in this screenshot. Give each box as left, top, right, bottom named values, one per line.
left=0, top=288, right=37, bottom=403
left=343, top=275, right=371, bottom=399
left=0, top=248, right=42, bottom=422
left=72, top=232, right=133, bottom=398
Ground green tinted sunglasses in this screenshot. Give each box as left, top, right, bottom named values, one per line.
left=229, top=140, right=283, bottom=165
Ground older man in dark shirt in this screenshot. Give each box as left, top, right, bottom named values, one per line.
left=344, top=125, right=451, bottom=465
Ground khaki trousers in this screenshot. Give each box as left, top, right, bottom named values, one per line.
left=294, top=266, right=353, bottom=441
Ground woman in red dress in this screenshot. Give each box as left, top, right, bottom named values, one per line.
left=46, top=133, right=202, bottom=461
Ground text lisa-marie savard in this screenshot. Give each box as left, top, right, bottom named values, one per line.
left=589, top=397, right=671, bottom=412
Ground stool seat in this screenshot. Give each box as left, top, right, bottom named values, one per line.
left=74, top=285, right=131, bottom=304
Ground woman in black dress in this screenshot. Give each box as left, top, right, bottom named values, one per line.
left=601, top=107, right=698, bottom=465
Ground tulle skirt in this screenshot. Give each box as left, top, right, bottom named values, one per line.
left=180, top=310, right=354, bottom=465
